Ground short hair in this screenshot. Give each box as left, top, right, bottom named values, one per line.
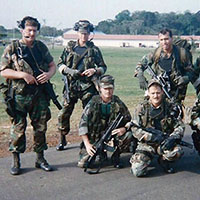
left=159, top=28, right=172, bottom=38
left=17, top=16, right=40, bottom=30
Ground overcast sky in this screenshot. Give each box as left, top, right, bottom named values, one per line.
left=0, top=0, right=199, bottom=29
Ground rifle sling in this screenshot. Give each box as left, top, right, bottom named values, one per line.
left=72, top=47, right=90, bottom=70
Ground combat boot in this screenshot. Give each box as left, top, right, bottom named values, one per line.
left=158, top=157, right=175, bottom=174
left=35, top=151, right=53, bottom=172
left=10, top=152, right=21, bottom=175
left=56, top=134, right=67, bottom=151
left=111, top=149, right=123, bottom=169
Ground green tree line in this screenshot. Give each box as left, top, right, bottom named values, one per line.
left=96, top=10, right=200, bottom=35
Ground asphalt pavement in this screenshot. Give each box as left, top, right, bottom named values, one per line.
left=0, top=126, right=200, bottom=200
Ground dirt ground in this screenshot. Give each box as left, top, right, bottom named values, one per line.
left=0, top=128, right=81, bottom=158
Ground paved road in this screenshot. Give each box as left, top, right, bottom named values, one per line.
left=0, top=126, right=200, bottom=200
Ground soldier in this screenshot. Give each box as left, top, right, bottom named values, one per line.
left=78, top=75, right=135, bottom=169
left=190, top=56, right=200, bottom=154
left=57, top=20, right=107, bottom=151
left=129, top=79, right=185, bottom=177
left=0, top=16, right=56, bottom=175
left=134, top=28, right=194, bottom=104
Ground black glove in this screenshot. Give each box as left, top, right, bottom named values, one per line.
left=160, top=136, right=177, bottom=151
left=137, top=71, right=148, bottom=90
left=175, top=76, right=189, bottom=86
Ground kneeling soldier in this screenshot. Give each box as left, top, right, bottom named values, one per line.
left=129, top=79, right=185, bottom=177
left=78, top=75, right=136, bottom=170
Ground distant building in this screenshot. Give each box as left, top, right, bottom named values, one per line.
left=62, top=29, right=200, bottom=48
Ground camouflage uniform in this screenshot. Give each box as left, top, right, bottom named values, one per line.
left=57, top=40, right=107, bottom=137
left=78, top=94, right=133, bottom=166
left=188, top=56, right=200, bottom=154
left=130, top=98, right=185, bottom=177
left=135, top=44, right=193, bottom=103
left=190, top=92, right=200, bottom=154
left=1, top=40, right=53, bottom=153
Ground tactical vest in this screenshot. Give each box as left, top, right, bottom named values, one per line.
left=87, top=95, right=125, bottom=143
left=64, top=40, right=96, bottom=71
left=152, top=45, right=187, bottom=77
left=8, top=40, right=50, bottom=94
left=152, top=45, right=190, bottom=101
left=139, top=99, right=175, bottom=134
left=65, top=40, right=98, bottom=91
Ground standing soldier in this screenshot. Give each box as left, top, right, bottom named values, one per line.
left=57, top=20, right=107, bottom=151
left=0, top=16, right=57, bottom=175
left=78, top=75, right=135, bottom=169
left=134, top=28, right=194, bottom=104
left=129, top=80, right=185, bottom=177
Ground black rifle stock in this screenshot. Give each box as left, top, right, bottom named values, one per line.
left=34, top=69, right=62, bottom=110
left=84, top=113, right=124, bottom=174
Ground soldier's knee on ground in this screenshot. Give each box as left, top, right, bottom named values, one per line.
left=129, top=153, right=151, bottom=177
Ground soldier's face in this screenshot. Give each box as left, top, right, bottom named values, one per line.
left=158, top=32, right=173, bottom=52
left=148, top=85, right=163, bottom=107
left=100, top=87, right=114, bottom=103
left=78, top=32, right=90, bottom=44
left=21, top=25, right=38, bottom=43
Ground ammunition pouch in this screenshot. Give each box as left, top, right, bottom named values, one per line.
left=0, top=83, right=16, bottom=118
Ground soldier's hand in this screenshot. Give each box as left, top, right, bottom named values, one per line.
left=174, top=76, right=189, bottom=86
left=160, top=136, right=176, bottom=151
left=82, top=68, right=96, bottom=77
left=23, top=73, right=38, bottom=85
left=36, top=71, right=51, bottom=84
left=137, top=71, right=148, bottom=90
left=112, top=127, right=126, bottom=137
left=85, top=143, right=96, bottom=156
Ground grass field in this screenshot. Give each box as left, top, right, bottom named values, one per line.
left=0, top=44, right=199, bottom=157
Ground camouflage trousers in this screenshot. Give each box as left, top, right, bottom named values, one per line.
left=58, top=86, right=97, bottom=135
left=77, top=131, right=134, bottom=168
left=130, top=142, right=183, bottom=177
left=9, top=92, right=51, bottom=153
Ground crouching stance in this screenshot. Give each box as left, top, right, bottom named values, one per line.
left=129, top=80, right=185, bottom=177
left=78, top=75, right=136, bottom=171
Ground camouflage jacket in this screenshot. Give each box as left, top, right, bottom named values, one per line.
left=190, top=93, right=200, bottom=124
left=1, top=40, right=53, bottom=94
left=131, top=98, right=185, bottom=144
left=79, top=95, right=131, bottom=144
left=58, top=40, right=107, bottom=92
left=135, top=45, right=194, bottom=102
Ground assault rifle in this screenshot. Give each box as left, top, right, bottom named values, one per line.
left=146, top=63, right=172, bottom=99
left=146, top=64, right=183, bottom=118
left=84, top=113, right=124, bottom=174
left=129, top=121, right=193, bottom=149
left=62, top=75, right=70, bottom=104
left=19, top=46, right=62, bottom=110
left=33, top=68, right=62, bottom=110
